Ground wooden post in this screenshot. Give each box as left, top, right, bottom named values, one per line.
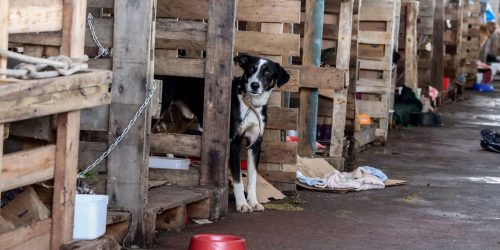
left=329, top=0, right=354, bottom=169
left=298, top=0, right=324, bottom=156
left=51, top=111, right=80, bottom=249
left=51, top=1, right=87, bottom=248
left=432, top=0, right=445, bottom=103
left=405, top=1, right=419, bottom=91
left=107, top=0, right=155, bottom=245
left=199, top=0, right=237, bottom=218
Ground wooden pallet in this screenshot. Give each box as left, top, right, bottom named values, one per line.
left=416, top=0, right=435, bottom=88
left=356, top=0, right=399, bottom=142
left=443, top=0, right=465, bottom=101
left=460, top=0, right=481, bottom=88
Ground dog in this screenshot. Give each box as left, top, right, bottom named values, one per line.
left=230, top=54, right=290, bottom=212
left=157, top=54, right=290, bottom=213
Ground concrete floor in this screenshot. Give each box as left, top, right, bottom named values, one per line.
left=155, top=89, right=500, bottom=250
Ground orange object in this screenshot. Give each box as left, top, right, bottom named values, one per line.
left=358, top=114, right=372, bottom=125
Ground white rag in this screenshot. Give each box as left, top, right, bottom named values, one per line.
left=297, top=167, right=385, bottom=191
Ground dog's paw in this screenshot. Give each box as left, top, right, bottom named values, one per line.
left=250, top=202, right=265, bottom=212
left=236, top=204, right=253, bottom=213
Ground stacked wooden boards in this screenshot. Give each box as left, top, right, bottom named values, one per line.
left=0, top=1, right=112, bottom=249
left=416, top=0, right=435, bottom=88
left=443, top=0, right=465, bottom=101
left=461, top=0, right=482, bottom=88
left=356, top=0, right=400, bottom=142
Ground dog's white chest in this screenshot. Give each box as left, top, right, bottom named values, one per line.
left=238, top=96, right=265, bottom=138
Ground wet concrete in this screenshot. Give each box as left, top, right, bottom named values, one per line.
left=154, top=89, right=500, bottom=250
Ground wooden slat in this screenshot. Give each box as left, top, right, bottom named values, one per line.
left=150, top=133, right=202, bottom=157
left=241, top=141, right=297, bottom=164
left=358, top=31, right=392, bottom=44
left=157, top=0, right=300, bottom=23
left=154, top=54, right=205, bottom=78
left=266, top=107, right=298, bottom=130
left=87, top=0, right=114, bottom=8
left=155, top=19, right=207, bottom=47
left=237, top=0, right=301, bottom=23
left=0, top=70, right=112, bottom=101
left=51, top=111, right=80, bottom=249
left=199, top=0, right=236, bottom=193
left=0, top=219, right=51, bottom=250
left=1, top=145, right=56, bottom=192
left=292, top=66, right=345, bottom=89
left=358, top=59, right=391, bottom=70
left=357, top=100, right=387, bottom=118
left=235, top=31, right=300, bottom=56
left=60, top=0, right=86, bottom=57
left=8, top=0, right=63, bottom=34
left=0, top=85, right=111, bottom=124
left=8, top=32, right=62, bottom=46
left=405, top=1, right=418, bottom=90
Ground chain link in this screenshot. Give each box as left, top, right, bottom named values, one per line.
left=87, top=13, right=110, bottom=59
left=78, top=81, right=158, bottom=178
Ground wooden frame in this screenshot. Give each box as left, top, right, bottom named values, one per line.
left=0, top=1, right=112, bottom=249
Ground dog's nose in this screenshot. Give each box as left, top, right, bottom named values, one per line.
left=250, top=82, right=260, bottom=91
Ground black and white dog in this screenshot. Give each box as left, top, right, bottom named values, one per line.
left=230, top=54, right=290, bottom=212
left=158, top=54, right=290, bottom=213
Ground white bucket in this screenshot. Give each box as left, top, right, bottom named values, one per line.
left=73, top=194, right=109, bottom=240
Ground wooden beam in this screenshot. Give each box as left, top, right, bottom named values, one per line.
left=1, top=145, right=56, bottom=192
left=51, top=111, right=80, bottom=249
left=199, top=0, right=236, bottom=219
left=8, top=0, right=63, bottom=34
left=0, top=0, right=7, bottom=76
left=298, top=0, right=324, bottom=156
left=235, top=31, right=301, bottom=56
left=432, top=0, right=445, bottom=98
left=266, top=107, right=298, bottom=130
left=405, top=1, right=419, bottom=90
left=61, top=0, right=87, bottom=57
left=329, top=0, right=353, bottom=169
left=107, top=0, right=155, bottom=246
left=241, top=141, right=297, bottom=164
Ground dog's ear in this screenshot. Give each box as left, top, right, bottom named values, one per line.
left=275, top=63, right=290, bottom=87
left=234, top=54, right=250, bottom=67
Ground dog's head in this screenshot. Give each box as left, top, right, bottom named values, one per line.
left=234, top=54, right=290, bottom=96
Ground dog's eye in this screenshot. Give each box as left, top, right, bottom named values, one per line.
left=264, top=70, right=270, bottom=76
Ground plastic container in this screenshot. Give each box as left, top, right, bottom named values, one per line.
left=148, top=156, right=190, bottom=170
left=73, top=194, right=109, bottom=240
left=189, top=234, right=246, bottom=250
left=443, top=77, right=450, bottom=91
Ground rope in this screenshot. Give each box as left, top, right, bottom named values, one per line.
left=0, top=48, right=89, bottom=79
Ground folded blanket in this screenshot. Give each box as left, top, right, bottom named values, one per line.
left=297, top=167, right=386, bottom=191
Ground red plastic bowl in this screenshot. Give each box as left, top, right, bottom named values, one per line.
left=189, top=234, right=246, bottom=250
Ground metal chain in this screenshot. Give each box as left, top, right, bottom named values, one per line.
left=87, top=13, right=110, bottom=59
left=78, top=81, right=158, bottom=178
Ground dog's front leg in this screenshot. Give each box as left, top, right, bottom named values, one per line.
left=247, top=137, right=264, bottom=212
left=230, top=137, right=253, bottom=213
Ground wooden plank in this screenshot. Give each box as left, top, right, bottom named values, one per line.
left=405, top=1, right=419, bottom=90
left=0, top=219, right=51, bottom=250
left=266, top=107, right=298, bottom=130
left=0, top=0, right=8, bottom=77
left=287, top=65, right=345, bottom=89
left=149, top=168, right=201, bottom=187
left=0, top=71, right=112, bottom=101
left=431, top=0, right=445, bottom=96
left=147, top=186, right=211, bottom=214
left=106, top=0, right=155, bottom=245
left=358, top=59, right=392, bottom=70
left=60, top=0, right=87, bottom=57
left=155, top=19, right=207, bottom=47
left=1, top=145, right=56, bottom=192
left=199, top=0, right=236, bottom=212
left=51, top=111, right=80, bottom=249
left=237, top=0, right=301, bottom=23
left=235, top=31, right=301, bottom=56
left=62, top=236, right=121, bottom=250
left=357, top=100, right=387, bottom=118
left=8, top=0, right=63, bottom=34
left=358, top=31, right=392, bottom=44
left=157, top=0, right=300, bottom=23
left=241, top=141, right=297, bottom=164
left=87, top=0, right=114, bottom=8
left=0, top=85, right=111, bottom=124
left=154, top=53, right=205, bottom=78
left=330, top=0, right=353, bottom=168
left=150, top=133, right=202, bottom=157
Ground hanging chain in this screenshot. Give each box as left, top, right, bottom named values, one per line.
left=78, top=81, right=158, bottom=178
left=87, top=13, right=110, bottom=59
